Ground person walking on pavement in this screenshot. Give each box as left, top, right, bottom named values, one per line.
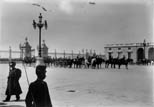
left=3, top=61, right=22, bottom=102
left=25, top=65, right=52, bottom=107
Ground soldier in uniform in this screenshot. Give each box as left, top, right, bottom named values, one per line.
left=3, top=61, right=22, bottom=102
left=25, top=65, right=52, bottom=107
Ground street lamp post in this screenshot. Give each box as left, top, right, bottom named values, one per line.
left=33, top=13, right=47, bottom=57
left=33, top=13, right=47, bottom=65
left=9, top=46, right=12, bottom=62
left=143, top=39, right=146, bottom=59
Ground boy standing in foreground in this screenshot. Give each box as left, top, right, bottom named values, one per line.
left=25, top=65, right=52, bottom=107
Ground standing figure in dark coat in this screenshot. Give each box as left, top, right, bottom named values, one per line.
left=3, top=61, right=22, bottom=102
left=25, top=65, right=52, bottom=107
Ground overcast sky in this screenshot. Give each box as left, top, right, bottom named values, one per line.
left=0, top=0, right=153, bottom=54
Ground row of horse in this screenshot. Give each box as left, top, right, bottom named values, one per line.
left=23, top=56, right=133, bottom=69
left=105, top=58, right=133, bottom=69
left=23, top=56, right=104, bottom=69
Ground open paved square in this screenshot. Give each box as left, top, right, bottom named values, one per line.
left=0, top=64, right=153, bottom=107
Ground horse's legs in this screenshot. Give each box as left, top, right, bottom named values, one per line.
left=106, top=63, right=108, bottom=68
left=118, top=64, right=120, bottom=69
left=126, top=64, right=128, bottom=69
left=99, top=64, right=101, bottom=69
left=98, top=64, right=100, bottom=69
left=114, top=64, right=116, bottom=69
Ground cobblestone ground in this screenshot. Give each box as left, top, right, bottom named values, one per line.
left=0, top=64, right=154, bottom=107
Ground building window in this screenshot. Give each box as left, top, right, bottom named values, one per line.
left=109, top=48, right=111, bottom=50
left=118, top=48, right=121, bottom=50
left=128, top=47, right=131, bottom=50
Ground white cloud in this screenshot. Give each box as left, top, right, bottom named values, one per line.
left=48, top=0, right=152, bottom=14
left=50, top=0, right=151, bottom=3
left=3, top=0, right=152, bottom=14
left=59, top=0, right=73, bottom=14
left=3, top=0, right=35, bottom=3
left=4, top=0, right=151, bottom=4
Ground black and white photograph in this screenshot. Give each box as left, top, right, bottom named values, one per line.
left=0, top=0, right=153, bottom=107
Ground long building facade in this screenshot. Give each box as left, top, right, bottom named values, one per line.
left=104, top=40, right=154, bottom=63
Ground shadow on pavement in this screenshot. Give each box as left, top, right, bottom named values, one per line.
left=0, top=100, right=25, bottom=107
left=9, top=99, right=25, bottom=102
left=0, top=102, right=7, bottom=105
left=0, top=105, right=24, bottom=107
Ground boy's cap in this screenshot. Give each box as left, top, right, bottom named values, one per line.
left=36, top=65, right=46, bottom=75
left=10, top=61, right=16, bottom=66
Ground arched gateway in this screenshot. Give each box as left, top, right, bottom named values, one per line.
left=137, top=48, right=144, bottom=62
left=148, top=48, right=154, bottom=61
